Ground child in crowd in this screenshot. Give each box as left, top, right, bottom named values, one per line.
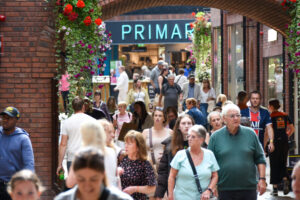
left=7, top=169, right=44, bottom=200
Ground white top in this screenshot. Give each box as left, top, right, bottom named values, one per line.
left=115, top=71, right=129, bottom=102
left=61, top=113, right=96, bottom=161
left=105, top=146, right=118, bottom=187
left=133, top=91, right=146, bottom=102
left=174, top=75, right=188, bottom=89
left=200, top=87, right=216, bottom=103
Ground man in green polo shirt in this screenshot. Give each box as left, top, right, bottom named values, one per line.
left=208, top=104, right=266, bottom=200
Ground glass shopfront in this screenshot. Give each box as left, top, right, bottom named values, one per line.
left=213, top=28, right=222, bottom=97
left=264, top=56, right=284, bottom=106
left=227, top=23, right=244, bottom=101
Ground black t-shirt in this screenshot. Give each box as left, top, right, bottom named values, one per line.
left=162, top=83, right=182, bottom=109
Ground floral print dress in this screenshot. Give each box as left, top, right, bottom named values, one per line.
left=119, top=156, right=156, bottom=200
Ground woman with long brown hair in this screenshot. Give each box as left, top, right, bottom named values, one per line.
left=154, top=115, right=194, bottom=199
left=142, top=107, right=172, bottom=171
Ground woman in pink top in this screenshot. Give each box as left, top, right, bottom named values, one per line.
left=59, top=70, right=70, bottom=113
left=113, top=101, right=132, bottom=148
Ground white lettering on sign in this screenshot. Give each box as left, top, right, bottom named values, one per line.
left=120, top=23, right=193, bottom=41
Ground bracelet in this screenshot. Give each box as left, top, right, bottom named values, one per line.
left=259, top=177, right=266, bottom=180
left=207, top=188, right=213, bottom=194
left=269, top=139, right=273, bottom=143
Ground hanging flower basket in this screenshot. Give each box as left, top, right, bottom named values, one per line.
left=54, top=0, right=112, bottom=113
left=187, top=12, right=212, bottom=82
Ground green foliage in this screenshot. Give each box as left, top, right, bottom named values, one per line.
left=54, top=0, right=112, bottom=114
left=188, top=12, right=212, bottom=82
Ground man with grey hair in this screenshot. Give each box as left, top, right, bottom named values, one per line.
left=181, top=73, right=201, bottom=110
left=207, top=111, right=223, bottom=134
left=150, top=60, right=165, bottom=94
left=158, top=74, right=182, bottom=111
left=114, top=65, right=129, bottom=103
left=208, top=104, right=267, bottom=200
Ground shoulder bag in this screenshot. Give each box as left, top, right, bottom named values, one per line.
left=185, top=149, right=217, bottom=199
left=185, top=149, right=202, bottom=193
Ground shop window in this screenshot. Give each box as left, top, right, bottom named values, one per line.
left=265, top=57, right=283, bottom=105
left=213, top=28, right=222, bottom=97
left=227, top=23, right=244, bottom=101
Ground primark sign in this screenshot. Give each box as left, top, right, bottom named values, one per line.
left=106, top=20, right=194, bottom=44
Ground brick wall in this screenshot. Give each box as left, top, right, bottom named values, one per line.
left=0, top=1, right=56, bottom=199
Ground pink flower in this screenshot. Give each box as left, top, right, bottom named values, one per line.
left=86, top=92, right=92, bottom=97
left=98, top=85, right=104, bottom=89
left=90, top=71, right=95, bottom=75
left=284, top=41, right=289, bottom=46
left=296, top=69, right=300, bottom=74
left=88, top=44, right=92, bottom=49
left=89, top=50, right=94, bottom=54
left=74, top=73, right=80, bottom=78
left=88, top=60, right=91, bottom=63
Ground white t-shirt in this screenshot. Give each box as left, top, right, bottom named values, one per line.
left=174, top=75, right=188, bottom=89
left=105, top=146, right=118, bottom=187
left=200, top=87, right=216, bottom=103
left=133, top=91, right=146, bottom=102
left=61, top=113, right=96, bottom=161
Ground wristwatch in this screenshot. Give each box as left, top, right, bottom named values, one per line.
left=259, top=177, right=266, bottom=180
left=207, top=188, right=213, bottom=194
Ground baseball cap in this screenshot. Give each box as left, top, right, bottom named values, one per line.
left=188, top=73, right=195, bottom=79
left=0, top=106, right=20, bottom=119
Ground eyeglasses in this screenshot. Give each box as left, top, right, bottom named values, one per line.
left=186, top=135, right=199, bottom=140
left=227, top=114, right=241, bottom=119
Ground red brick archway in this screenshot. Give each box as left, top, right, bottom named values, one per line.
left=100, top=0, right=290, bottom=36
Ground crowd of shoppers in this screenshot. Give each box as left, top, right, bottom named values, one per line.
left=1, top=59, right=299, bottom=200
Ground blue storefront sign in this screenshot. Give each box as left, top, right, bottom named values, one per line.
left=106, top=19, right=194, bottom=44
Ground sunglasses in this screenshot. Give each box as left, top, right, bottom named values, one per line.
left=155, top=107, right=164, bottom=111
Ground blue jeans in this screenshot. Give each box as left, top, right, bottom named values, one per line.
left=200, top=103, right=208, bottom=118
